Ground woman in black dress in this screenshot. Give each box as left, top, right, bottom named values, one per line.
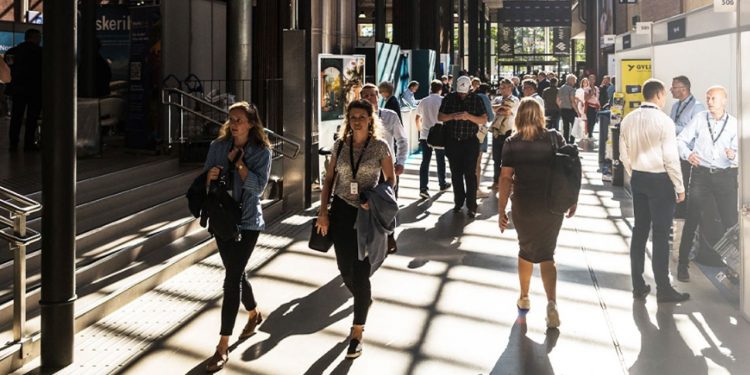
left=497, top=98, right=577, bottom=329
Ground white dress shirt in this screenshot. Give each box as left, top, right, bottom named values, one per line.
left=415, top=93, right=443, bottom=140
left=619, top=102, right=684, bottom=193
left=378, top=108, right=409, bottom=166
left=677, top=111, right=738, bottom=169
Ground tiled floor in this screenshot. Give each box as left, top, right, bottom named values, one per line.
left=17, top=146, right=750, bottom=375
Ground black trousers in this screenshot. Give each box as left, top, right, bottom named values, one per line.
left=216, top=229, right=260, bottom=336
left=492, top=133, right=509, bottom=184
left=585, top=106, right=598, bottom=138
left=678, top=167, right=738, bottom=266
left=560, top=108, right=577, bottom=144
left=674, top=159, right=692, bottom=219
left=331, top=196, right=372, bottom=325
left=545, top=109, right=560, bottom=130
left=9, top=93, right=41, bottom=147
left=630, top=171, right=675, bottom=291
left=445, top=137, right=480, bottom=211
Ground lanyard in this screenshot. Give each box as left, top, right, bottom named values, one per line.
left=706, top=113, right=729, bottom=145
left=350, top=136, right=371, bottom=179
left=673, top=96, right=694, bottom=122
left=640, top=104, right=658, bottom=110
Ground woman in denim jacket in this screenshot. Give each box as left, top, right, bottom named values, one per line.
left=204, top=101, right=272, bottom=372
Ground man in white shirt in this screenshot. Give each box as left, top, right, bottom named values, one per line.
left=619, top=78, right=689, bottom=303
left=361, top=83, right=408, bottom=253
left=522, top=79, right=545, bottom=110
left=415, top=80, right=450, bottom=199
left=675, top=86, right=738, bottom=282
left=670, top=75, right=706, bottom=220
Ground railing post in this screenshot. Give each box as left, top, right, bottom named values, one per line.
left=179, top=95, right=185, bottom=143
left=12, top=214, right=30, bottom=359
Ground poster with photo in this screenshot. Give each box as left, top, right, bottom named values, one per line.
left=319, top=55, right=365, bottom=123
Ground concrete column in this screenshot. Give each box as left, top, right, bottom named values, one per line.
left=585, top=0, right=601, bottom=75
left=322, top=0, right=337, bottom=53
left=227, top=0, right=253, bottom=100
left=478, top=5, right=485, bottom=77
left=14, top=0, right=28, bottom=22
left=340, top=0, right=355, bottom=53
left=458, top=0, right=464, bottom=67
left=375, top=0, right=386, bottom=43
left=40, top=0, right=77, bottom=370
left=467, top=0, right=478, bottom=75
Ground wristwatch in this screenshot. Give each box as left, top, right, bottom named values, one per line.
left=236, top=163, right=244, bottom=171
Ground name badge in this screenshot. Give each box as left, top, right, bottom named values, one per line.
left=350, top=182, right=359, bottom=195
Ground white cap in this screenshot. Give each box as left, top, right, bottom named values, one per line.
left=456, top=76, right=472, bottom=94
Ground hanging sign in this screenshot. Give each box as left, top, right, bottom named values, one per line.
left=714, top=0, right=737, bottom=12
left=635, top=22, right=652, bottom=35
left=552, top=27, right=570, bottom=56
left=497, top=26, right=514, bottom=57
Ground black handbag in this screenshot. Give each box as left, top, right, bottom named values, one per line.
left=308, top=216, right=334, bottom=252
left=427, top=123, right=446, bottom=149
left=205, top=169, right=243, bottom=241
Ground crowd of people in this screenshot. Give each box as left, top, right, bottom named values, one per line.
left=170, top=58, right=742, bottom=372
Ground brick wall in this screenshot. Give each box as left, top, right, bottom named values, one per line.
left=0, top=0, right=14, bottom=22
left=639, top=0, right=683, bottom=23
left=685, top=0, right=712, bottom=12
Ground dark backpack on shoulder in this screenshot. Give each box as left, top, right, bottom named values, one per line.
left=427, top=123, right=446, bottom=149
left=547, top=131, right=582, bottom=215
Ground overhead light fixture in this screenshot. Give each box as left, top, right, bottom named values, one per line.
left=454, top=12, right=459, bottom=18
left=359, top=11, right=366, bottom=19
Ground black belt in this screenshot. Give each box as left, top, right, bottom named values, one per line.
left=694, top=165, right=736, bottom=174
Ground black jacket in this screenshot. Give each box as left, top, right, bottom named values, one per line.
left=5, top=41, right=42, bottom=97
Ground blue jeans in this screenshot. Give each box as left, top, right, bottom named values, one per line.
left=419, top=139, right=447, bottom=191
left=630, top=171, right=675, bottom=291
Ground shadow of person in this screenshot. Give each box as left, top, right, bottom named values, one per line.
left=629, top=301, right=708, bottom=375
left=490, top=315, right=559, bottom=375
left=395, top=195, right=436, bottom=225
left=241, top=277, right=353, bottom=362
left=394, top=210, right=468, bottom=267
left=303, top=339, right=350, bottom=375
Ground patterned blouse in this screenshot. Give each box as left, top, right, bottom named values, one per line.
left=333, top=137, right=391, bottom=207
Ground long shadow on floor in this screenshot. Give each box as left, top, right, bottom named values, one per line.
left=629, top=301, right=708, bottom=375
left=490, top=315, right=559, bottom=375
left=241, top=276, right=353, bottom=362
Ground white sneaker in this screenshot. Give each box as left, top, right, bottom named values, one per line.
left=546, top=301, right=560, bottom=328
left=476, top=190, right=490, bottom=198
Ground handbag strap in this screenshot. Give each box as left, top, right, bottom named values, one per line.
left=329, top=140, right=346, bottom=202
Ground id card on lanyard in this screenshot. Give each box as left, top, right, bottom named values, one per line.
left=707, top=113, right=729, bottom=161
left=350, top=136, right=371, bottom=196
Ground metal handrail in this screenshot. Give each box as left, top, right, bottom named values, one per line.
left=0, top=185, right=42, bottom=358
left=162, top=87, right=301, bottom=159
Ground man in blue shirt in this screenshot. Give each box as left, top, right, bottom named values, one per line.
left=676, top=86, right=737, bottom=282
left=670, top=75, right=706, bottom=220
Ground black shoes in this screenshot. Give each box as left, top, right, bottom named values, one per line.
left=466, top=209, right=476, bottom=218
left=346, top=338, right=362, bottom=359
left=677, top=264, right=690, bottom=282
left=657, top=288, right=690, bottom=303
left=453, top=205, right=462, bottom=213
left=632, top=284, right=651, bottom=300
left=419, top=190, right=430, bottom=200
left=440, top=183, right=452, bottom=191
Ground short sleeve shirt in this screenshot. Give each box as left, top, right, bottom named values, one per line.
left=558, top=84, right=576, bottom=109
left=439, top=92, right=486, bottom=141
left=333, top=137, right=391, bottom=207
left=501, top=131, right=565, bottom=198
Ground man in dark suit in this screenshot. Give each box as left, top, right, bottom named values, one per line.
left=6, top=29, right=42, bottom=151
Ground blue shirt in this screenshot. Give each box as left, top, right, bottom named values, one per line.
left=402, top=89, right=418, bottom=107
left=677, top=111, right=738, bottom=169
left=670, top=95, right=706, bottom=135
left=203, top=138, right=273, bottom=231
left=477, top=93, right=495, bottom=123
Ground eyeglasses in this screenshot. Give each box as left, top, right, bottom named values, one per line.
left=670, top=86, right=687, bottom=90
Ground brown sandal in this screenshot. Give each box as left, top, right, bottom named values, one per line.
left=239, top=311, right=263, bottom=340
left=205, top=348, right=228, bottom=373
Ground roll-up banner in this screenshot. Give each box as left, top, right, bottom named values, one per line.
left=620, top=59, right=652, bottom=116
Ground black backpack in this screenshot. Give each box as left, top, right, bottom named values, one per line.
left=427, top=123, right=446, bottom=149
left=546, top=131, right=582, bottom=215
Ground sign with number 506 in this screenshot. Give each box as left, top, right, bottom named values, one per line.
left=714, top=0, right=736, bottom=12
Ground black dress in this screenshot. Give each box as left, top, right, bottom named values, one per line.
left=501, top=130, right=566, bottom=263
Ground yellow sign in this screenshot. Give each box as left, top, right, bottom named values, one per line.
left=620, top=59, right=652, bottom=116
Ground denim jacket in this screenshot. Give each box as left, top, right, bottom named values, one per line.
left=203, top=138, right=272, bottom=231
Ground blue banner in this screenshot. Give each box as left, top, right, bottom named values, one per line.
left=0, top=32, right=26, bottom=55
left=96, top=5, right=131, bottom=81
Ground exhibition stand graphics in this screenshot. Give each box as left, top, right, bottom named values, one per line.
left=620, top=59, right=651, bottom=116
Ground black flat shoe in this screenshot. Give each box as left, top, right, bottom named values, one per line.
left=239, top=311, right=263, bottom=340
left=205, top=349, right=228, bottom=373
left=632, top=284, right=651, bottom=300
left=346, top=338, right=362, bottom=359
left=657, top=288, right=690, bottom=303
left=677, top=265, right=690, bottom=282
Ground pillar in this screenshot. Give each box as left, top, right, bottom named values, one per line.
left=40, top=0, right=77, bottom=370
left=227, top=0, right=253, bottom=100
left=467, top=0, right=478, bottom=75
